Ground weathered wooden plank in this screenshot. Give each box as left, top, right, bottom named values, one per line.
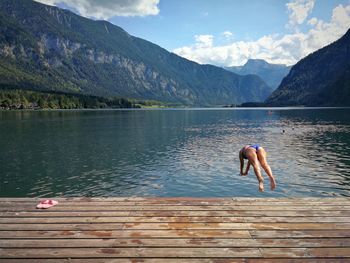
left=2, top=205, right=350, bottom=211
left=2, top=222, right=350, bottom=231
left=0, top=247, right=262, bottom=258
left=0, top=216, right=348, bottom=223
left=1, top=238, right=350, bottom=248
left=232, top=197, right=350, bottom=202
left=121, top=222, right=350, bottom=230
left=1, top=197, right=348, bottom=202
left=261, top=247, right=350, bottom=258
left=1, top=200, right=349, bottom=206
left=0, top=229, right=251, bottom=239
left=251, top=230, right=350, bottom=238
left=242, top=216, right=350, bottom=223
left=2, top=247, right=350, bottom=258
left=0, top=223, right=124, bottom=231
left=0, top=216, right=241, bottom=224
left=2, top=230, right=348, bottom=240
left=0, top=259, right=346, bottom=263
left=127, top=210, right=350, bottom=217
left=0, top=197, right=146, bottom=202
left=2, top=210, right=350, bottom=217
left=0, top=197, right=238, bottom=205
left=0, top=201, right=233, bottom=206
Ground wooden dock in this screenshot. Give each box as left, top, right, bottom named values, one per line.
left=0, top=197, right=350, bottom=262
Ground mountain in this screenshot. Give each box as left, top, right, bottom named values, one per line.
left=225, top=59, right=291, bottom=90
left=266, top=29, right=350, bottom=106
left=0, top=0, right=271, bottom=106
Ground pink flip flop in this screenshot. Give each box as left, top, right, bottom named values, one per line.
left=36, top=199, right=58, bottom=209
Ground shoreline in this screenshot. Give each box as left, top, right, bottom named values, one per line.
left=1, top=106, right=350, bottom=111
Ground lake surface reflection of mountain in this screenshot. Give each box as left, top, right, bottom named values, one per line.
left=1, top=108, right=350, bottom=197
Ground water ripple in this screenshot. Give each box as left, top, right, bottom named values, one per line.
left=1, top=108, right=350, bottom=197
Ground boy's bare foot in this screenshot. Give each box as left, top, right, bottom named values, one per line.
left=270, top=177, right=276, bottom=190
left=259, top=181, right=264, bottom=192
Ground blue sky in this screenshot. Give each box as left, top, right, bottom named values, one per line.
left=36, top=0, right=350, bottom=66
left=111, top=0, right=290, bottom=50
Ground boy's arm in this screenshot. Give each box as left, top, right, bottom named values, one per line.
left=243, top=161, right=251, bottom=175
left=239, top=151, right=244, bottom=175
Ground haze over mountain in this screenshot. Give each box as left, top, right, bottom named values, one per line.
left=0, top=0, right=272, bottom=106
left=266, top=29, right=350, bottom=106
left=225, top=59, right=291, bottom=90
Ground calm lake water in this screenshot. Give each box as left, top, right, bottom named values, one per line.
left=1, top=108, right=350, bottom=197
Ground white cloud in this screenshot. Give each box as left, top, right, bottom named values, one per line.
left=222, top=31, right=233, bottom=37
left=307, top=17, right=318, bottom=26
left=173, top=3, right=350, bottom=67
left=222, top=31, right=233, bottom=40
left=194, top=35, right=214, bottom=48
left=286, top=0, right=316, bottom=29
left=35, top=0, right=160, bottom=19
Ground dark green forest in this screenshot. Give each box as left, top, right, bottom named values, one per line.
left=0, top=88, right=174, bottom=109
left=0, top=89, right=135, bottom=109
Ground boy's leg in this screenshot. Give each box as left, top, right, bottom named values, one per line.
left=250, top=159, right=264, bottom=192
left=257, top=149, right=276, bottom=190
left=263, top=163, right=276, bottom=190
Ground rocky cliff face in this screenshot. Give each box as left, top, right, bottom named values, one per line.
left=0, top=0, right=271, bottom=106
left=266, top=29, right=350, bottom=106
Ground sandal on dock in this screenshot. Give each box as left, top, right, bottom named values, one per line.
left=36, top=199, right=58, bottom=209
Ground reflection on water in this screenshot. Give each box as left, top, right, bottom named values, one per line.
left=1, top=108, right=350, bottom=197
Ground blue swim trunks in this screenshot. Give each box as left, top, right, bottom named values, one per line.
left=249, top=144, right=260, bottom=151
left=242, top=144, right=260, bottom=159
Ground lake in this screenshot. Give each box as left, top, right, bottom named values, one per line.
left=1, top=108, right=350, bottom=197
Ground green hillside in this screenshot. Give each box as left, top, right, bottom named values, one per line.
left=0, top=0, right=272, bottom=106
